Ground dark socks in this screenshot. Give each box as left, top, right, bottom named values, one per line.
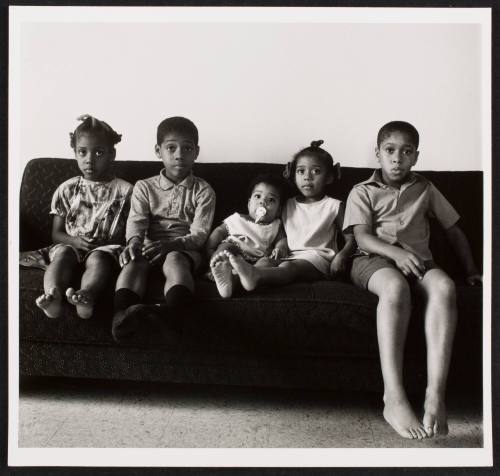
left=112, top=288, right=141, bottom=342
left=164, top=285, right=194, bottom=310
left=111, top=286, right=194, bottom=342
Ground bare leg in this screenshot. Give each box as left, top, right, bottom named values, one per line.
left=115, top=256, right=151, bottom=297
left=66, top=251, right=117, bottom=319
left=162, top=251, right=195, bottom=295
left=228, top=253, right=321, bottom=291
left=367, top=268, right=427, bottom=439
left=415, top=268, right=457, bottom=437
left=36, top=246, right=79, bottom=318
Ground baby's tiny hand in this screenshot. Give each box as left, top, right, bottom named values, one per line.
left=466, top=274, right=482, bottom=286
left=330, top=254, right=348, bottom=278
left=270, top=247, right=286, bottom=260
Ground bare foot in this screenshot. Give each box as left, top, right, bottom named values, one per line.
left=423, top=391, right=449, bottom=437
left=383, top=396, right=428, bottom=439
left=36, top=287, right=64, bottom=318
left=66, top=287, right=94, bottom=319
left=210, top=252, right=234, bottom=298
left=227, top=253, right=258, bottom=292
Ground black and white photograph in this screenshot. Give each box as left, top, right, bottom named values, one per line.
left=8, top=4, right=493, bottom=469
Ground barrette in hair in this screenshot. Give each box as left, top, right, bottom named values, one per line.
left=282, top=161, right=293, bottom=180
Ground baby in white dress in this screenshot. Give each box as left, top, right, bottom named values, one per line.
left=206, top=174, right=288, bottom=298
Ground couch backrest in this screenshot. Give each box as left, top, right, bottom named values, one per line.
left=20, top=158, right=483, bottom=277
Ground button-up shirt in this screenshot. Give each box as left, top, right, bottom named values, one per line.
left=343, top=170, right=459, bottom=260
left=126, top=169, right=216, bottom=251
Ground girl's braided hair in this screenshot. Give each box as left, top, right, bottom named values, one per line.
left=283, top=140, right=341, bottom=182
left=69, top=114, right=122, bottom=149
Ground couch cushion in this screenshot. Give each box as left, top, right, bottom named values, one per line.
left=21, top=267, right=382, bottom=354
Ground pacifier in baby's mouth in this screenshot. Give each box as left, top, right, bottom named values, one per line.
left=255, top=206, right=267, bottom=223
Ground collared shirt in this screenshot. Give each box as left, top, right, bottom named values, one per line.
left=343, top=170, right=459, bottom=260
left=126, top=169, right=216, bottom=251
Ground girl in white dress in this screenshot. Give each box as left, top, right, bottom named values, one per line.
left=225, top=140, right=356, bottom=291
left=207, top=174, right=288, bottom=298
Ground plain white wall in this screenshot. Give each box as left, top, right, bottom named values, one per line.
left=18, top=18, right=483, bottom=171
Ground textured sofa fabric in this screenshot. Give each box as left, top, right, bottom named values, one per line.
left=19, top=158, right=483, bottom=392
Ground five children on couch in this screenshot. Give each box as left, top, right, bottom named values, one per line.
left=32, top=114, right=481, bottom=440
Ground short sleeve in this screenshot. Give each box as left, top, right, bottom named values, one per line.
left=49, top=182, right=72, bottom=217
left=428, top=182, right=460, bottom=230
left=343, top=186, right=373, bottom=232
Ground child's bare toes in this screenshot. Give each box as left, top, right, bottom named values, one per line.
left=227, top=253, right=258, bottom=292
left=211, top=259, right=234, bottom=298
left=210, top=251, right=229, bottom=267
left=383, top=396, right=428, bottom=440
left=423, top=392, right=448, bottom=437
left=65, top=287, right=78, bottom=304
left=36, top=287, right=63, bottom=318
left=73, top=290, right=95, bottom=319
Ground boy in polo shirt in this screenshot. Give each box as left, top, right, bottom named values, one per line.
left=344, top=121, right=481, bottom=440
left=112, top=117, right=216, bottom=343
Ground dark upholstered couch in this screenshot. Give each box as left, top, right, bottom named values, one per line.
left=19, top=158, right=484, bottom=394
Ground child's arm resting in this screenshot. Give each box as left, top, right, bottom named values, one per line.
left=51, top=215, right=95, bottom=252
left=444, top=223, right=482, bottom=285
left=173, top=186, right=216, bottom=251
left=330, top=203, right=357, bottom=277
left=206, top=224, right=229, bottom=261
left=270, top=224, right=288, bottom=260
left=330, top=233, right=356, bottom=278
left=354, top=224, right=426, bottom=279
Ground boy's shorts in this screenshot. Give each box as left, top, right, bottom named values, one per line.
left=351, top=253, right=438, bottom=289
left=149, top=249, right=203, bottom=275
left=49, top=243, right=123, bottom=265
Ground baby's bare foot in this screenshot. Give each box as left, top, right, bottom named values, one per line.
left=227, top=253, right=258, bottom=292
left=383, top=396, right=428, bottom=440
left=36, top=287, right=63, bottom=318
left=423, top=391, right=448, bottom=437
left=66, top=287, right=94, bottom=319
left=210, top=253, right=234, bottom=298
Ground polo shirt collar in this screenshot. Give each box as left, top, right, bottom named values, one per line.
left=159, top=169, right=194, bottom=190
left=362, top=169, right=420, bottom=190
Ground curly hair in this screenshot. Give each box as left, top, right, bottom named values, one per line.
left=69, top=114, right=122, bottom=149
left=156, top=116, right=199, bottom=146
left=283, top=140, right=340, bottom=183
left=377, top=121, right=419, bottom=149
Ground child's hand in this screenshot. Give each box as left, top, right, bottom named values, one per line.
left=270, top=246, right=286, bottom=260
left=72, top=236, right=96, bottom=252
left=330, top=252, right=348, bottom=278
left=119, top=240, right=142, bottom=267
left=142, top=240, right=172, bottom=266
left=466, top=274, right=482, bottom=286
left=393, top=248, right=426, bottom=279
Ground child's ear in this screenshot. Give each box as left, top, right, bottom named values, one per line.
left=412, top=150, right=419, bottom=166
left=375, top=147, right=381, bottom=164
left=194, top=145, right=200, bottom=160
left=154, top=144, right=161, bottom=159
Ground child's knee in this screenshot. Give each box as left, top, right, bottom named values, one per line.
left=162, top=251, right=191, bottom=276
left=85, top=250, right=113, bottom=269
left=381, top=276, right=411, bottom=304
left=51, top=245, right=78, bottom=263
left=429, top=274, right=456, bottom=301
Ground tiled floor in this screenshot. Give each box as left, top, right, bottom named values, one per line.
left=18, top=377, right=483, bottom=448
